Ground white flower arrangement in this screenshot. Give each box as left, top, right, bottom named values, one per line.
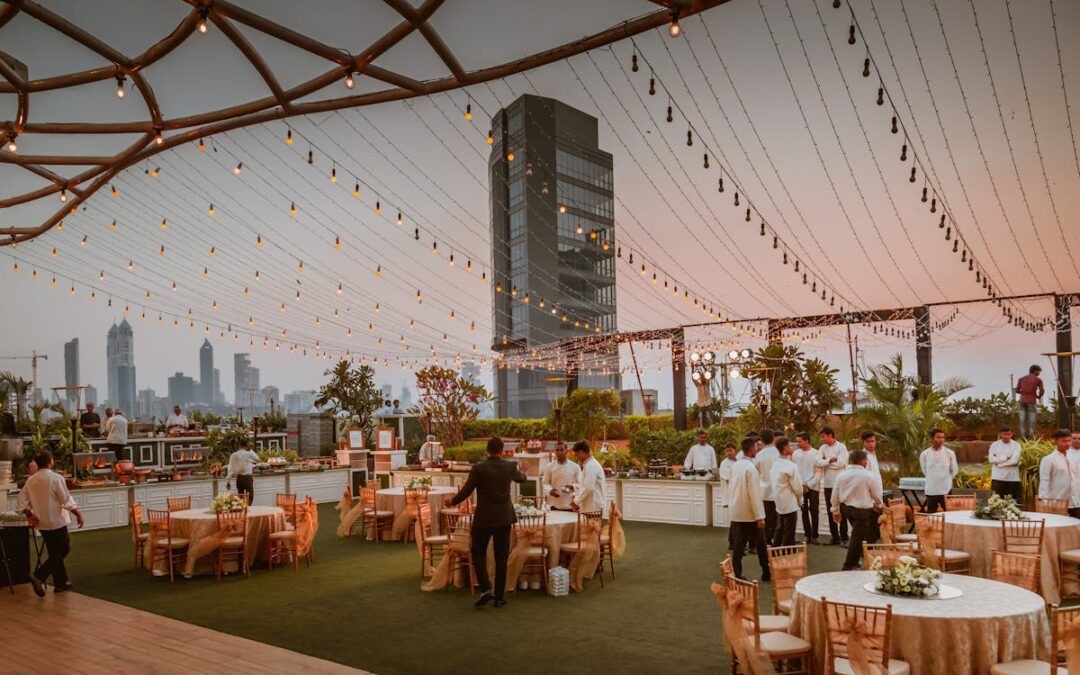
left=972, top=494, right=1027, bottom=521
left=870, top=555, right=941, bottom=598
left=406, top=476, right=433, bottom=490
left=514, top=501, right=542, bottom=517
left=210, top=493, right=246, bottom=513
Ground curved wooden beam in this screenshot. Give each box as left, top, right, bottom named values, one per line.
left=211, top=12, right=290, bottom=111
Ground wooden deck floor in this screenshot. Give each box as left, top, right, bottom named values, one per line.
left=0, top=584, right=373, bottom=675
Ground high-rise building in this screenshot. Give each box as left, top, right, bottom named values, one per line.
left=461, top=362, right=480, bottom=384
left=489, top=94, right=619, bottom=417
left=167, top=372, right=195, bottom=408
left=399, top=386, right=412, bottom=410
left=137, top=388, right=156, bottom=419
left=259, top=385, right=280, bottom=414
left=233, top=354, right=261, bottom=412
left=284, top=390, right=317, bottom=414
left=380, top=384, right=393, bottom=405
left=199, top=339, right=214, bottom=404
left=106, top=319, right=136, bottom=416
left=84, top=385, right=98, bottom=407
left=63, top=338, right=79, bottom=410
left=213, top=368, right=222, bottom=404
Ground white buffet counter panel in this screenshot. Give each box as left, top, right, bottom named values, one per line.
left=619, top=479, right=711, bottom=526
left=3, top=469, right=349, bottom=532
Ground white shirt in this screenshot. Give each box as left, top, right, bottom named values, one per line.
left=228, top=448, right=260, bottom=478
left=106, top=414, right=128, bottom=445
left=819, top=441, right=848, bottom=488
left=756, top=445, right=780, bottom=500
left=542, top=459, right=582, bottom=509
left=727, top=458, right=765, bottom=522
left=1038, top=451, right=1080, bottom=507
left=16, top=468, right=77, bottom=531
left=989, top=440, right=1022, bottom=482
left=865, top=449, right=883, bottom=492
left=575, top=456, right=607, bottom=513
left=919, top=446, right=958, bottom=496
left=792, top=447, right=821, bottom=491
left=718, top=457, right=738, bottom=506
left=166, top=413, right=188, bottom=428
left=683, top=443, right=718, bottom=475
left=419, top=441, right=443, bottom=463
left=770, top=456, right=803, bottom=515
left=830, top=465, right=883, bottom=512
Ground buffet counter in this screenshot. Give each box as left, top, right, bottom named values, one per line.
left=86, top=433, right=287, bottom=470
left=618, top=478, right=712, bottom=526
left=3, top=467, right=348, bottom=532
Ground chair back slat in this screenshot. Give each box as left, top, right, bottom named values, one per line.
left=821, top=599, right=893, bottom=669
left=360, top=487, right=378, bottom=509
left=445, top=512, right=472, bottom=551
left=862, top=542, right=917, bottom=571
left=943, top=494, right=976, bottom=511
left=576, top=511, right=604, bottom=546
left=276, top=492, right=298, bottom=523
left=166, top=496, right=191, bottom=512
left=723, top=575, right=761, bottom=636
left=766, top=544, right=806, bottom=608
left=418, top=502, right=434, bottom=541
left=130, top=502, right=144, bottom=540
left=990, top=549, right=1041, bottom=595
left=1051, top=605, right=1080, bottom=665
left=215, top=506, right=248, bottom=533
left=1037, top=497, right=1070, bottom=516
left=1001, top=518, right=1045, bottom=555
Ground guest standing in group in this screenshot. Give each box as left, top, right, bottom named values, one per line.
left=542, top=442, right=581, bottom=511
left=831, top=450, right=882, bottom=571
left=1039, top=429, right=1080, bottom=518
left=226, top=437, right=260, bottom=504
left=719, top=442, right=739, bottom=551
left=1069, top=430, right=1080, bottom=463
left=792, top=432, right=821, bottom=545
left=446, top=437, right=527, bottom=608
left=769, top=437, right=802, bottom=547
left=756, top=429, right=780, bottom=544
left=728, top=437, right=769, bottom=581
left=988, top=426, right=1023, bottom=502
left=1016, top=365, right=1044, bottom=439
left=683, top=430, right=719, bottom=478
left=79, top=402, right=101, bottom=438
left=17, top=451, right=84, bottom=596
left=572, top=441, right=607, bottom=513
left=106, top=409, right=128, bottom=461
left=920, top=428, right=958, bottom=513
left=818, top=426, right=848, bottom=546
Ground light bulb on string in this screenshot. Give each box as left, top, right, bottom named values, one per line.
left=330, top=166, right=337, bottom=183
left=334, top=235, right=341, bottom=250
left=686, top=130, right=693, bottom=146
left=649, top=78, right=655, bottom=95
left=862, top=58, right=870, bottom=77
left=486, top=130, right=494, bottom=144
left=900, top=144, right=907, bottom=161
left=466, top=260, right=473, bottom=272
left=465, top=101, right=472, bottom=120
left=150, top=166, right=159, bottom=177
left=921, top=187, right=927, bottom=202
left=344, top=72, right=355, bottom=89
left=890, top=117, right=898, bottom=134
left=745, top=209, right=751, bottom=222
left=285, top=128, right=293, bottom=145
left=718, top=176, right=724, bottom=192
left=353, top=182, right=360, bottom=198
left=668, top=10, right=681, bottom=37
left=930, top=198, right=937, bottom=213
left=909, top=167, right=916, bottom=182
left=876, top=88, right=884, bottom=106
left=506, top=148, right=514, bottom=161
left=154, top=129, right=164, bottom=146
left=666, top=104, right=673, bottom=123
left=196, top=8, right=209, bottom=33
left=848, top=24, right=856, bottom=45
left=734, top=192, right=740, bottom=206
left=939, top=214, right=946, bottom=228
left=375, top=199, right=381, bottom=215
left=290, top=202, right=297, bottom=216
left=397, top=212, right=403, bottom=225
left=115, top=74, right=126, bottom=98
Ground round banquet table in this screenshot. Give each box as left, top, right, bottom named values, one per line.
left=376, top=486, right=456, bottom=540
left=790, top=571, right=1050, bottom=674
left=943, top=510, right=1080, bottom=604
left=150, top=506, right=285, bottom=576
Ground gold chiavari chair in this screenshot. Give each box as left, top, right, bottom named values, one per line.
left=417, top=502, right=448, bottom=578
left=267, top=496, right=303, bottom=573
left=914, top=513, right=970, bottom=574
left=166, top=496, right=191, bottom=512
left=943, top=494, right=976, bottom=511
left=991, top=604, right=1080, bottom=674
left=599, top=500, right=618, bottom=578
left=1001, top=518, right=1045, bottom=555
left=147, top=508, right=188, bottom=582
left=215, top=507, right=250, bottom=581
left=276, top=493, right=298, bottom=530
left=725, top=575, right=812, bottom=674
left=821, top=598, right=910, bottom=675
left=402, top=488, right=430, bottom=543
left=1036, top=497, right=1070, bottom=516
left=887, top=501, right=918, bottom=544
left=512, top=513, right=548, bottom=592
left=989, top=549, right=1041, bottom=596
left=862, top=542, right=918, bottom=571
left=355, top=487, right=394, bottom=542
left=444, top=512, right=477, bottom=594
left=766, top=544, right=806, bottom=617
left=130, top=502, right=149, bottom=568
left=559, top=510, right=605, bottom=587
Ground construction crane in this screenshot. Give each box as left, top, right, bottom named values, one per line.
left=0, top=351, right=49, bottom=404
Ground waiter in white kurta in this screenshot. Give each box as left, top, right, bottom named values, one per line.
left=542, top=443, right=582, bottom=510
left=919, top=428, right=958, bottom=513
left=1039, top=430, right=1080, bottom=518
left=683, top=430, right=718, bottom=477
left=572, top=441, right=607, bottom=514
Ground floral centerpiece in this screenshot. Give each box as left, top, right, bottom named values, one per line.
left=210, top=493, right=246, bottom=513
left=870, top=555, right=941, bottom=597
left=513, top=500, right=542, bottom=517
left=406, top=476, right=433, bottom=490
left=972, top=493, right=1027, bottom=521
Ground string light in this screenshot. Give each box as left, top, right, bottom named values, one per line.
left=207, top=203, right=215, bottom=216
left=115, top=74, right=126, bottom=98
left=344, top=72, right=355, bottom=89
left=5, top=133, right=15, bottom=153
left=289, top=202, right=297, bottom=216
left=198, top=138, right=206, bottom=151
left=668, top=9, right=681, bottom=37
left=286, top=128, right=293, bottom=145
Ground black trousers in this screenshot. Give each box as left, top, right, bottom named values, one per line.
left=107, top=443, right=126, bottom=461
left=800, top=490, right=820, bottom=541
left=36, top=526, right=70, bottom=587
left=730, top=521, right=769, bottom=580
left=925, top=494, right=947, bottom=514
left=773, top=511, right=798, bottom=547
left=763, top=500, right=778, bottom=545
left=823, top=488, right=849, bottom=541
left=236, top=474, right=254, bottom=503
left=840, top=505, right=879, bottom=571
left=991, top=480, right=1022, bottom=503
left=471, top=524, right=511, bottom=598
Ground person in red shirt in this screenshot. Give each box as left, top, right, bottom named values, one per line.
left=1016, top=365, right=1045, bottom=439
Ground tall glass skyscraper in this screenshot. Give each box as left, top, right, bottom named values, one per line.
left=106, top=319, right=136, bottom=415
left=489, top=94, right=619, bottom=418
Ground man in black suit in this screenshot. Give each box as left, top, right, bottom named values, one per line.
left=446, top=437, right=527, bottom=608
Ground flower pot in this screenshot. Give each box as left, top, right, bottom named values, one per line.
left=115, top=459, right=134, bottom=475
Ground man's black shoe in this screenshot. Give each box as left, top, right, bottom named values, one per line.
left=54, top=583, right=73, bottom=593
left=29, top=574, right=45, bottom=598
left=473, top=591, right=495, bottom=608
left=830, top=537, right=841, bottom=546
left=493, top=598, right=507, bottom=608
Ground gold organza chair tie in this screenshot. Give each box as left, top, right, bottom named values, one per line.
left=334, top=487, right=353, bottom=518
left=504, top=526, right=545, bottom=593
left=915, top=517, right=941, bottom=570
left=1061, top=619, right=1080, bottom=674
left=294, top=497, right=319, bottom=557
left=839, top=618, right=887, bottom=675
left=609, top=504, right=627, bottom=556
left=392, top=489, right=427, bottom=539
left=877, top=512, right=894, bottom=544
left=336, top=498, right=368, bottom=537
left=184, top=518, right=243, bottom=576
left=710, top=582, right=776, bottom=675
left=568, top=519, right=602, bottom=592
left=421, top=540, right=470, bottom=592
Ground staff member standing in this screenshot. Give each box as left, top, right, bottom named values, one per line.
left=572, top=441, right=607, bottom=513
left=920, top=428, right=958, bottom=513
left=988, top=426, right=1023, bottom=502
left=769, top=437, right=803, bottom=547
left=227, top=438, right=260, bottom=504
left=17, top=451, right=84, bottom=596
left=792, top=432, right=822, bottom=545
left=819, top=427, right=849, bottom=546
left=1039, top=429, right=1080, bottom=518
left=756, top=429, right=780, bottom=544
left=542, top=442, right=581, bottom=510
left=683, top=430, right=718, bottom=477
left=728, top=437, right=769, bottom=581
left=106, top=409, right=128, bottom=461
left=831, top=450, right=883, bottom=571
left=79, top=402, right=101, bottom=438
left=446, top=437, right=527, bottom=608
left=1016, top=365, right=1044, bottom=439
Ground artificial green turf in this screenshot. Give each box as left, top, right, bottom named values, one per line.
left=61, top=504, right=848, bottom=675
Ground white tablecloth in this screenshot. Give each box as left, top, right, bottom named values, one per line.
left=790, top=571, right=1049, bottom=674
left=376, top=486, right=456, bottom=540
left=943, top=510, right=1080, bottom=603
left=152, top=506, right=285, bottom=576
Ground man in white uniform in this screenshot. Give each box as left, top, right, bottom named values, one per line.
left=988, top=426, right=1023, bottom=503
left=227, top=437, right=261, bottom=504
left=719, top=442, right=739, bottom=551
left=1069, top=430, right=1080, bottom=463
left=756, top=429, right=780, bottom=544
left=861, top=431, right=883, bottom=491
left=769, top=437, right=803, bottom=547
left=683, top=430, right=718, bottom=477
left=572, top=441, right=607, bottom=513
left=793, top=432, right=821, bottom=544
left=728, top=437, right=769, bottom=581
left=419, top=435, right=444, bottom=466
left=919, top=428, right=958, bottom=513
left=106, top=409, right=129, bottom=462
left=166, top=405, right=189, bottom=432
left=542, top=442, right=581, bottom=510
left=17, top=450, right=84, bottom=596
left=830, top=450, right=883, bottom=570
left=1040, top=429, right=1080, bottom=518
left=819, top=426, right=849, bottom=546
